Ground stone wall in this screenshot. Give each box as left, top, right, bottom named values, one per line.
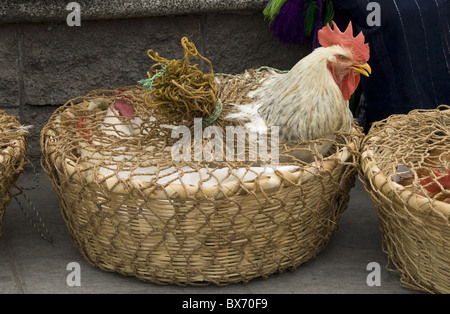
left=0, top=1, right=312, bottom=165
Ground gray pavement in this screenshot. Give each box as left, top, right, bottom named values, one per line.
left=0, top=170, right=423, bottom=294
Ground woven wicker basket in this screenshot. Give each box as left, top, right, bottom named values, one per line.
left=41, top=87, right=363, bottom=285
left=360, top=106, right=450, bottom=294
left=0, top=110, right=28, bottom=236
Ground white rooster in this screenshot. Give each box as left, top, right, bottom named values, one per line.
left=225, top=21, right=371, bottom=161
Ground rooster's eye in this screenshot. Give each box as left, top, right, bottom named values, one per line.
left=338, top=55, right=349, bottom=62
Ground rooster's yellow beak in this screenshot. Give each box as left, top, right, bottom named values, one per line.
left=349, top=63, right=372, bottom=77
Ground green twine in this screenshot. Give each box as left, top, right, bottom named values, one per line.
left=13, top=161, right=52, bottom=243
left=20, top=160, right=40, bottom=192
left=139, top=63, right=167, bottom=91
left=202, top=99, right=223, bottom=127
left=14, top=193, right=52, bottom=243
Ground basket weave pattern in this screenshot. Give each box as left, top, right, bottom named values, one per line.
left=0, top=110, right=27, bottom=236
left=41, top=86, right=363, bottom=285
left=360, top=106, right=450, bottom=294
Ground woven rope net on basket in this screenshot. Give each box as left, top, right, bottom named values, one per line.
left=41, top=70, right=363, bottom=285
left=360, top=105, right=450, bottom=294
left=0, top=110, right=28, bottom=236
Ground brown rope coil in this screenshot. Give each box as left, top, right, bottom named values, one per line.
left=142, top=37, right=218, bottom=123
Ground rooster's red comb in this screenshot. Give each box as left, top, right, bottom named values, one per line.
left=318, top=21, right=370, bottom=63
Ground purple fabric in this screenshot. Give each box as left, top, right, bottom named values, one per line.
left=270, top=0, right=308, bottom=44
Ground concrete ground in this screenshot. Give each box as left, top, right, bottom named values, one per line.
left=0, top=170, right=424, bottom=294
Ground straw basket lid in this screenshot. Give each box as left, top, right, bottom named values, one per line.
left=42, top=87, right=363, bottom=200
left=0, top=110, right=28, bottom=235
left=360, top=105, right=450, bottom=294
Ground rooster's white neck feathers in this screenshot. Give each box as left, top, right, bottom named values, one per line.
left=226, top=45, right=353, bottom=143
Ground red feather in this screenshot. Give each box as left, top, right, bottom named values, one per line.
left=419, top=168, right=450, bottom=194
left=113, top=99, right=135, bottom=118
left=76, top=118, right=92, bottom=144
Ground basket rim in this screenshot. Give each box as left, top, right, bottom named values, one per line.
left=360, top=106, right=450, bottom=219
left=361, top=148, right=450, bottom=218
left=44, top=124, right=360, bottom=200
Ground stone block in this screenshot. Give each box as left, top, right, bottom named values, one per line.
left=0, top=23, right=19, bottom=108
left=0, top=108, right=19, bottom=119
left=0, top=0, right=267, bottom=23
left=22, top=15, right=201, bottom=105
left=203, top=11, right=312, bottom=74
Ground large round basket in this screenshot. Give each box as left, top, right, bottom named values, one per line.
left=0, top=110, right=28, bottom=236
left=360, top=106, right=450, bottom=294
left=41, top=87, right=363, bottom=285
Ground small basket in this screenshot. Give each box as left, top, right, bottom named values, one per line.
left=0, top=110, right=28, bottom=236
left=41, top=87, right=363, bottom=285
left=360, top=105, right=450, bottom=294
